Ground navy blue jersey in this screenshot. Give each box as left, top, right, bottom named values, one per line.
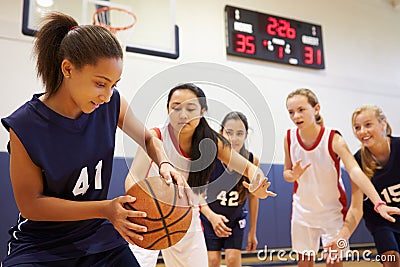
left=354, top=136, right=400, bottom=234
left=202, top=153, right=253, bottom=236
left=1, top=90, right=126, bottom=265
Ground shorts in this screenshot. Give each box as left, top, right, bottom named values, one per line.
left=204, top=219, right=245, bottom=251
left=130, top=230, right=208, bottom=267
left=372, top=228, right=400, bottom=255
left=291, top=220, right=342, bottom=254
left=6, top=245, right=139, bottom=267
left=130, top=207, right=208, bottom=267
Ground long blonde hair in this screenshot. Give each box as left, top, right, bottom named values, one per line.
left=286, top=88, right=324, bottom=126
left=351, top=105, right=392, bottom=178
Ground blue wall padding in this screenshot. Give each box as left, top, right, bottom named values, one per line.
left=0, top=153, right=373, bottom=261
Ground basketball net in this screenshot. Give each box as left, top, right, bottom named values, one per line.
left=93, top=7, right=137, bottom=50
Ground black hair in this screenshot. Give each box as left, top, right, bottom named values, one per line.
left=220, top=111, right=250, bottom=204
left=167, top=83, right=230, bottom=194
left=34, top=12, right=123, bottom=97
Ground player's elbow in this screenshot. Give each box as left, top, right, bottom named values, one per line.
left=18, top=205, right=39, bottom=221
left=16, top=198, right=44, bottom=221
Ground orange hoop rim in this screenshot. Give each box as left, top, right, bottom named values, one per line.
left=93, top=7, right=137, bottom=34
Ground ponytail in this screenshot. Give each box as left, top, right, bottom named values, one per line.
left=188, top=117, right=219, bottom=193
left=34, top=12, right=123, bottom=96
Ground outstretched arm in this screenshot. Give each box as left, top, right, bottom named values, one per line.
left=119, top=96, right=186, bottom=189
left=217, top=139, right=276, bottom=199
left=125, top=143, right=154, bottom=191
left=333, top=133, right=400, bottom=222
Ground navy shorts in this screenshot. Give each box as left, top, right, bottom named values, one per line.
left=372, top=228, right=400, bottom=255
left=204, top=222, right=244, bottom=251
left=8, top=245, right=139, bottom=267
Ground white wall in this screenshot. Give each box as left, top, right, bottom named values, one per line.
left=1, top=0, right=399, bottom=164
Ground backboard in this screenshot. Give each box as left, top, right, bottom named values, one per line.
left=22, top=0, right=179, bottom=59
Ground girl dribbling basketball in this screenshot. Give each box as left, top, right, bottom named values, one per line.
left=0, top=12, right=185, bottom=267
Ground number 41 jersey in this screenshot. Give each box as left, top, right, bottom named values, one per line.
left=1, top=90, right=126, bottom=266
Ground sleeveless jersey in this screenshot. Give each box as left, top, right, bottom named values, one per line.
left=202, top=153, right=254, bottom=233
left=146, top=124, right=201, bottom=233
left=130, top=124, right=208, bottom=267
left=287, top=126, right=347, bottom=228
left=354, top=136, right=400, bottom=234
left=1, top=90, right=126, bottom=266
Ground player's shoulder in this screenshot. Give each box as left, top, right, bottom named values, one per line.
left=353, top=149, right=361, bottom=163
left=149, top=127, right=162, bottom=139
left=390, top=136, right=400, bottom=145
left=2, top=95, right=43, bottom=131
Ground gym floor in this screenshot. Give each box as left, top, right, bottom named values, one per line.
left=155, top=247, right=385, bottom=266
left=156, top=261, right=381, bottom=266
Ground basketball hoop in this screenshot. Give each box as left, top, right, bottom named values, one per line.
left=93, top=7, right=136, bottom=35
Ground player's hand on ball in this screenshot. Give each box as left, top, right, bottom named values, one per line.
left=125, top=176, right=192, bottom=249
left=243, top=172, right=277, bottom=199
left=159, top=162, right=188, bottom=199
left=105, top=195, right=147, bottom=245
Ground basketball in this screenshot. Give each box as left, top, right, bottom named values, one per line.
left=124, top=176, right=192, bottom=250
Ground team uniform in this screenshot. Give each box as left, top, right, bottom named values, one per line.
left=200, top=153, right=254, bottom=250
left=1, top=90, right=139, bottom=267
left=354, top=136, right=400, bottom=255
left=287, top=126, right=348, bottom=253
left=130, top=124, right=208, bottom=267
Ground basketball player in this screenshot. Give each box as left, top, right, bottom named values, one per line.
left=200, top=111, right=260, bottom=267
left=325, top=105, right=400, bottom=267
left=284, top=89, right=400, bottom=267
left=0, top=12, right=185, bottom=267
left=125, top=83, right=276, bottom=267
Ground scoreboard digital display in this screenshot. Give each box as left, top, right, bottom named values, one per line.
left=225, top=6, right=325, bottom=69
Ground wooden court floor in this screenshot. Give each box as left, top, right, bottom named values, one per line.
left=157, top=259, right=384, bottom=266
left=156, top=247, right=388, bottom=266
left=157, top=261, right=382, bottom=266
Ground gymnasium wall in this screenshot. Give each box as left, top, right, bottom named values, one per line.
left=0, top=154, right=373, bottom=261
left=1, top=0, right=400, bottom=160
left=0, top=0, right=398, bottom=261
